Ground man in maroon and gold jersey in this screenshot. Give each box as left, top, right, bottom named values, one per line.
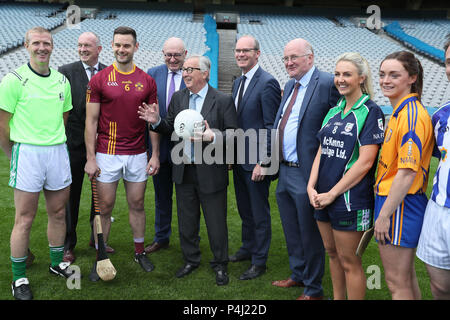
left=85, top=26, right=158, bottom=280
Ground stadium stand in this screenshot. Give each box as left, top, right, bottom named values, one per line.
left=0, top=6, right=209, bottom=81
left=0, top=3, right=65, bottom=54
left=0, top=3, right=448, bottom=111
left=235, top=13, right=449, bottom=110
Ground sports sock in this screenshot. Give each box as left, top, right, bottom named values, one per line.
left=49, top=245, right=64, bottom=267
left=134, top=238, right=144, bottom=254
left=11, top=256, right=27, bottom=282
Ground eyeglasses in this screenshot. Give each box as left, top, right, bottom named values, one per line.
left=234, top=48, right=257, bottom=54
left=282, top=54, right=310, bottom=63
left=182, top=67, right=201, bottom=74
left=164, top=53, right=184, bottom=58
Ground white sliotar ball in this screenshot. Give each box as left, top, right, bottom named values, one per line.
left=174, top=109, right=205, bottom=139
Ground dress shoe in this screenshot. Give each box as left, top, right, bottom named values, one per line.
left=144, top=241, right=169, bottom=254
left=272, top=278, right=305, bottom=288
left=89, top=240, right=115, bottom=254
left=176, top=263, right=198, bottom=278
left=239, top=264, right=266, bottom=280
left=229, top=251, right=251, bottom=262
left=296, top=293, right=324, bottom=300
left=215, top=268, right=229, bottom=286
left=63, top=250, right=76, bottom=264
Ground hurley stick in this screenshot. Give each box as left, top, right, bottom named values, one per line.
left=92, top=177, right=117, bottom=281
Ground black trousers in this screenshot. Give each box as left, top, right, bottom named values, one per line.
left=175, top=165, right=228, bottom=270
left=64, top=145, right=95, bottom=251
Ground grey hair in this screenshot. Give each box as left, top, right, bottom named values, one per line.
left=336, top=52, right=374, bottom=98
left=189, top=54, right=211, bottom=72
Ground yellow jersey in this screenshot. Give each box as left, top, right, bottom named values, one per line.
left=375, top=93, right=434, bottom=195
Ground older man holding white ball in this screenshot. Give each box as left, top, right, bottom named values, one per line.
left=138, top=55, right=237, bottom=286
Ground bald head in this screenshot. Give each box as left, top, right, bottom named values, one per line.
left=163, top=37, right=187, bottom=72
left=283, top=38, right=314, bottom=80
left=78, top=31, right=102, bottom=66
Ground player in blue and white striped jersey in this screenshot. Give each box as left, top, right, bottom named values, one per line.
left=416, top=38, right=450, bottom=300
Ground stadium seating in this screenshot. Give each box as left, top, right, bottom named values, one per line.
left=0, top=7, right=208, bottom=79
left=0, top=3, right=65, bottom=54
left=236, top=13, right=449, bottom=109
left=0, top=5, right=448, bottom=110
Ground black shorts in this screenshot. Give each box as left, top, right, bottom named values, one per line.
left=314, top=207, right=373, bottom=231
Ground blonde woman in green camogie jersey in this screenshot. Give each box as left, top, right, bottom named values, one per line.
left=307, top=52, right=385, bottom=299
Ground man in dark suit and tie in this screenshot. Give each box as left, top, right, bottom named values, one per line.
left=145, top=37, right=187, bottom=254
left=230, top=35, right=281, bottom=280
left=58, top=32, right=107, bottom=263
left=138, top=55, right=238, bottom=286
left=272, top=38, right=340, bottom=300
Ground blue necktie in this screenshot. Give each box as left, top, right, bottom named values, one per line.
left=236, top=75, right=246, bottom=112
left=187, top=94, right=199, bottom=162
left=189, top=93, right=199, bottom=111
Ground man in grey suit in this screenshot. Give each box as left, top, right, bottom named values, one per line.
left=145, top=37, right=187, bottom=254
left=58, top=32, right=107, bottom=263
left=272, top=38, right=340, bottom=300
left=138, top=55, right=238, bottom=286
left=230, top=35, right=281, bottom=280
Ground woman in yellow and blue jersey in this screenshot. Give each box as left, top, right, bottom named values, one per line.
left=374, top=51, right=434, bottom=300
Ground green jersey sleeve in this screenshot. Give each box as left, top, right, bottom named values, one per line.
left=0, top=72, right=21, bottom=114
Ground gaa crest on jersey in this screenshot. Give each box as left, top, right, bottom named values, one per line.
left=378, top=118, right=384, bottom=131
left=341, top=122, right=354, bottom=136
left=59, top=92, right=64, bottom=101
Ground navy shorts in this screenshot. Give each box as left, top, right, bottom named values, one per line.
left=314, top=207, right=373, bottom=231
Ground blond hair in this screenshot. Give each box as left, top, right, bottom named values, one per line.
left=336, top=52, right=374, bottom=98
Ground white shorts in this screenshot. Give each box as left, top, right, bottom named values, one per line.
left=9, top=143, right=72, bottom=192
left=96, top=152, right=148, bottom=183
left=416, top=199, right=450, bottom=270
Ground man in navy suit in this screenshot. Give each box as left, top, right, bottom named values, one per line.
left=272, top=38, right=340, bottom=300
left=230, top=35, right=281, bottom=280
left=58, top=32, right=107, bottom=263
left=145, top=37, right=187, bottom=253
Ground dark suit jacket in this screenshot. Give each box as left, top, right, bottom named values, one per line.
left=152, top=85, right=238, bottom=194
left=274, top=67, right=340, bottom=179
left=147, top=64, right=186, bottom=163
left=232, top=67, right=281, bottom=171
left=58, top=60, right=107, bottom=150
